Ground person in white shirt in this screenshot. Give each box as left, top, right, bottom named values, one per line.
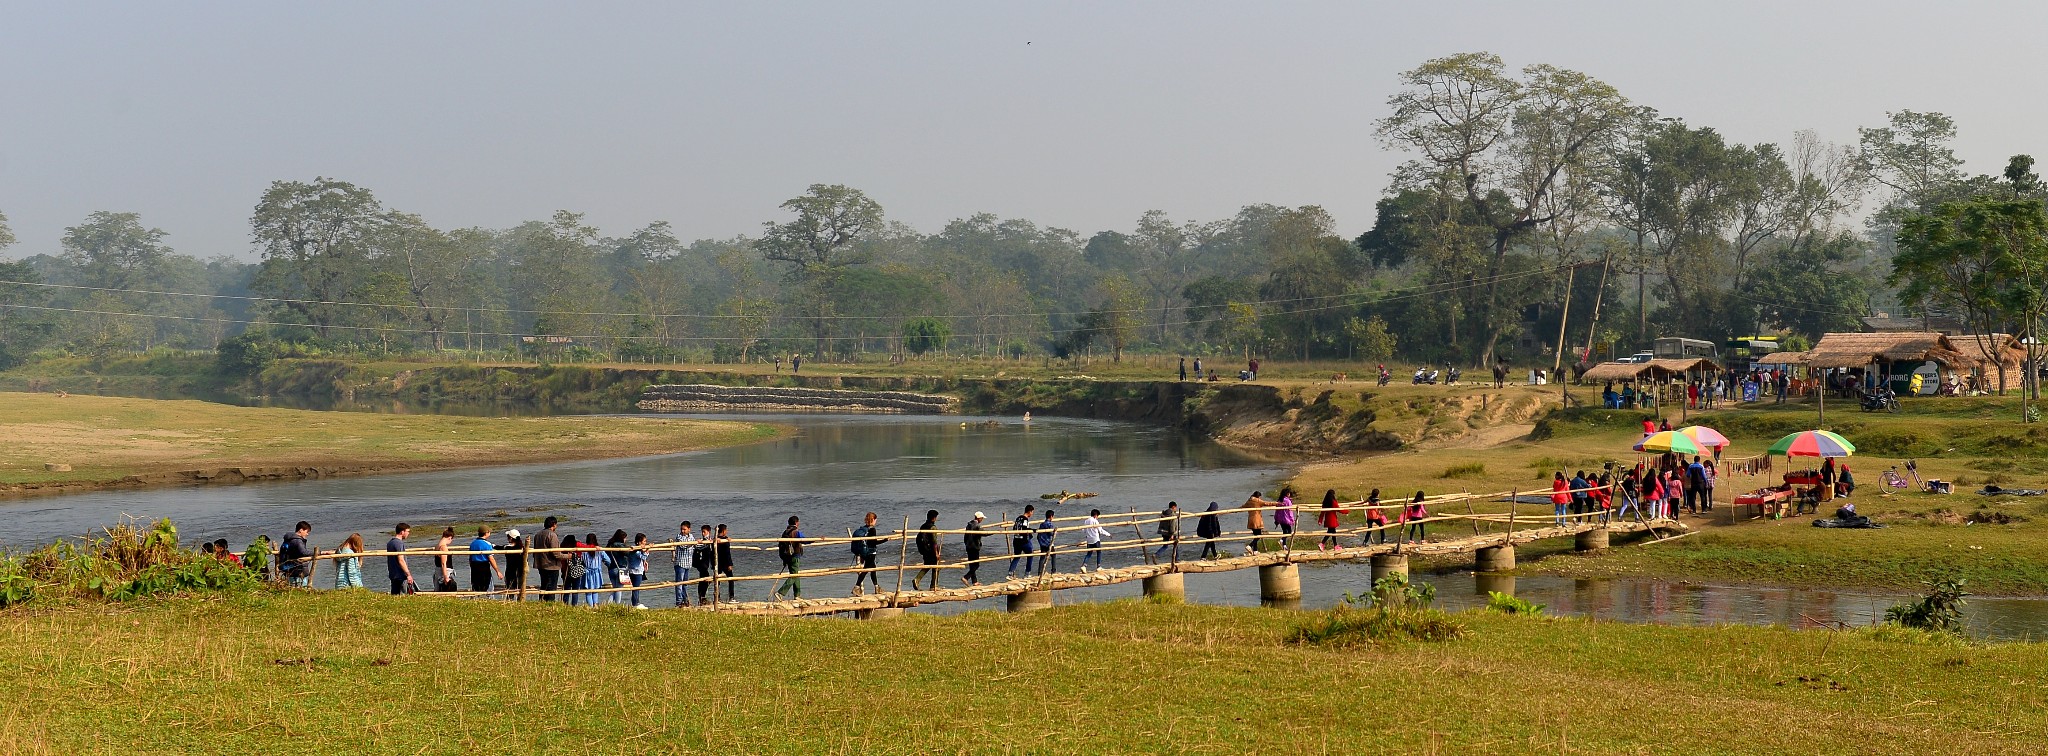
left=673, top=520, right=698, bottom=607
left=1081, top=509, right=1111, bottom=572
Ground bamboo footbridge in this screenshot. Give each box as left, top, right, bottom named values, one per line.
left=299, top=485, right=1683, bottom=616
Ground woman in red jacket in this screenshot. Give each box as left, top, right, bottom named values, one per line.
left=1551, top=471, right=1572, bottom=527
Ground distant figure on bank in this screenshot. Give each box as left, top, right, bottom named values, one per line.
left=674, top=520, right=698, bottom=607
left=1403, top=492, right=1428, bottom=543
left=625, top=533, right=650, bottom=608
left=792, top=354, right=802, bottom=374
left=470, top=526, right=503, bottom=594
left=1248, top=357, right=1260, bottom=381
left=535, top=516, right=564, bottom=602
left=962, top=512, right=987, bottom=586
left=433, top=527, right=456, bottom=592
left=504, top=528, right=527, bottom=593
left=1153, top=501, right=1181, bottom=563
left=279, top=521, right=313, bottom=588
left=1193, top=358, right=1203, bottom=379
left=773, top=516, right=807, bottom=600
left=912, top=509, right=941, bottom=590
left=1196, top=502, right=1223, bottom=559
left=386, top=523, right=415, bottom=595
left=775, top=356, right=783, bottom=373
left=1080, top=509, right=1109, bottom=572
left=333, top=533, right=365, bottom=590
left=851, top=512, right=881, bottom=595
left=1179, top=357, right=1188, bottom=382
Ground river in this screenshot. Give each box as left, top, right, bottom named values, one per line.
left=11, top=410, right=2045, bottom=640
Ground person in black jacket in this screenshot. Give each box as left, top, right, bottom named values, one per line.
left=1195, top=503, right=1223, bottom=560
left=1152, top=501, right=1180, bottom=563
left=912, top=509, right=941, bottom=590
left=1007, top=504, right=1036, bottom=579
left=771, top=516, right=807, bottom=600
left=691, top=524, right=716, bottom=604
left=961, top=512, right=987, bottom=586
left=714, top=524, right=736, bottom=600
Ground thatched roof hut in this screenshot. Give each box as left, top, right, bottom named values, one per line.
left=1582, top=362, right=1654, bottom=382
left=1953, top=333, right=2031, bottom=388
left=1646, top=357, right=1719, bottom=375
left=1806, top=332, right=1976, bottom=370
left=1756, top=351, right=1809, bottom=365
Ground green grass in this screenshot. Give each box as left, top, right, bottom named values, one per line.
left=0, top=392, right=781, bottom=487
left=0, top=592, right=2039, bottom=753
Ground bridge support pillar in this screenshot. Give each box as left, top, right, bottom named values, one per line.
left=1475, top=545, right=1516, bottom=573
left=1141, top=572, right=1185, bottom=599
left=856, top=607, right=904, bottom=620
left=1007, top=590, right=1052, bottom=613
left=1369, top=554, right=1408, bottom=586
left=1574, top=528, right=1610, bottom=552
left=1258, top=564, right=1301, bottom=602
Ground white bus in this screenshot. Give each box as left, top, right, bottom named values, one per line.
left=1652, top=337, right=1717, bottom=361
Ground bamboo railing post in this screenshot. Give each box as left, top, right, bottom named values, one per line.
left=892, top=515, right=911, bottom=603
left=1170, top=511, right=1180, bottom=569
left=1126, top=507, right=1147, bottom=565
left=1465, top=489, right=1478, bottom=536
left=517, top=539, right=531, bottom=602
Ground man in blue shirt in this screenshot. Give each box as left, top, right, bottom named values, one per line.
left=469, top=526, right=502, bottom=594
left=386, top=523, right=414, bottom=595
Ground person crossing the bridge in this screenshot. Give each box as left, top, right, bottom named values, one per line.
left=1034, top=510, right=1058, bottom=575
left=1361, top=489, right=1387, bottom=545
left=692, top=524, right=716, bottom=604
left=673, top=520, right=697, bottom=607
left=714, top=524, right=736, bottom=601
left=1317, top=489, right=1343, bottom=551
left=912, top=510, right=942, bottom=590
left=1080, top=509, right=1110, bottom=572
left=1402, top=492, right=1428, bottom=543
left=1551, top=472, right=1572, bottom=527
left=962, top=512, right=987, bottom=586
left=771, top=516, right=808, bottom=601
left=1008, top=505, right=1036, bottom=579
left=851, top=512, right=882, bottom=595
left=1242, top=491, right=1269, bottom=554
left=1153, top=501, right=1180, bottom=563
left=1196, top=503, right=1223, bottom=560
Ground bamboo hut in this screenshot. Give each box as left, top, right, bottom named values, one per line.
left=1951, top=333, right=2031, bottom=391
left=1805, top=332, right=1976, bottom=381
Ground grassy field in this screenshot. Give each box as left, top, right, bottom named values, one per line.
left=0, top=591, right=2038, bottom=754
left=1289, top=392, right=2048, bottom=595
left=0, top=392, right=780, bottom=488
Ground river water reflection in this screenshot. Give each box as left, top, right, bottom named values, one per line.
left=10, top=411, right=2044, bottom=640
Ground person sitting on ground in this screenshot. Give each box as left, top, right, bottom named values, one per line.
left=1196, top=502, right=1223, bottom=559
left=278, top=521, right=314, bottom=589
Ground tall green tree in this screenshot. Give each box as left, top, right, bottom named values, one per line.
left=758, top=184, right=884, bottom=356
left=1376, top=53, right=1635, bottom=365
left=250, top=178, right=386, bottom=336
left=1892, top=193, right=2048, bottom=399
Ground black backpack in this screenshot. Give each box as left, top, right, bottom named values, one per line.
left=778, top=527, right=801, bottom=559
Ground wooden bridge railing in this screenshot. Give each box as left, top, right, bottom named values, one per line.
left=282, top=483, right=1667, bottom=606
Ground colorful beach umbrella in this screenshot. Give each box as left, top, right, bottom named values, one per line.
left=1678, top=425, right=1730, bottom=449
left=1768, top=430, right=1855, bottom=458
left=1634, top=430, right=1703, bottom=455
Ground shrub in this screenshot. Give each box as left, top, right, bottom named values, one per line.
left=0, top=518, right=267, bottom=608
left=1885, top=576, right=1969, bottom=633
left=1485, top=591, right=1547, bottom=616
left=1285, top=604, right=1465, bottom=648
left=1438, top=462, right=1486, bottom=479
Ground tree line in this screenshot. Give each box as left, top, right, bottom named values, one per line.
left=0, top=52, right=2039, bottom=373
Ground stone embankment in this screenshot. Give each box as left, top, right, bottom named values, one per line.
left=637, top=384, right=957, bottom=414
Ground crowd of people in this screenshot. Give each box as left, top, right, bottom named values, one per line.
left=201, top=488, right=1468, bottom=606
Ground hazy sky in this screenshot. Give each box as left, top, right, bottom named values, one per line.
left=2, top=1, right=2041, bottom=260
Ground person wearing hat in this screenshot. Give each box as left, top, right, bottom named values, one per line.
left=961, top=512, right=987, bottom=586
left=502, top=528, right=527, bottom=593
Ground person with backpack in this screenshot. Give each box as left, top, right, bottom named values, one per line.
left=278, top=521, right=313, bottom=588
left=468, top=526, right=503, bottom=594
left=961, top=512, right=987, bottom=586
left=1195, top=502, right=1223, bottom=559
left=673, top=520, right=697, bottom=607
left=912, top=509, right=941, bottom=590
left=433, top=527, right=457, bottom=592
left=1571, top=471, right=1592, bottom=520
left=625, top=533, right=650, bottom=609
left=1079, top=509, right=1110, bottom=572
left=1152, top=501, right=1180, bottom=563
left=850, top=512, right=881, bottom=595
left=1007, top=508, right=1035, bottom=579
left=1361, top=489, right=1387, bottom=545
left=772, top=516, right=807, bottom=600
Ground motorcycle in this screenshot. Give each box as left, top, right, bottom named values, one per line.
left=1858, top=388, right=1899, bottom=413
left=1445, top=367, right=1461, bottom=385
left=1411, top=368, right=1436, bottom=385
left=1377, top=369, right=1391, bottom=386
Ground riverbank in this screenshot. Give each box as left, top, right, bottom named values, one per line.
left=0, top=393, right=782, bottom=497
left=1, top=591, right=2037, bottom=753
